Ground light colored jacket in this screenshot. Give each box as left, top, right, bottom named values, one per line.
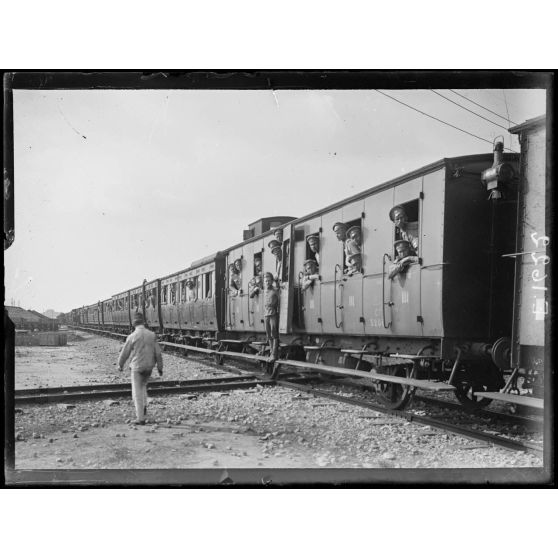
left=118, top=325, right=163, bottom=373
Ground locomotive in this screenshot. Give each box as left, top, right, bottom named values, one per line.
left=73, top=121, right=547, bottom=411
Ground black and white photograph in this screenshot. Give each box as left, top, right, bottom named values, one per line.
left=3, top=71, right=553, bottom=486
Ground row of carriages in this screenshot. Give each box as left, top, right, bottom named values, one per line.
left=73, top=116, right=547, bottom=410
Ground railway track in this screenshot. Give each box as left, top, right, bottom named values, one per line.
left=59, top=330, right=545, bottom=457
left=15, top=375, right=275, bottom=405
left=412, top=394, right=543, bottom=429
left=276, top=379, right=544, bottom=457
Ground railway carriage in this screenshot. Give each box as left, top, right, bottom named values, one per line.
left=142, top=279, right=161, bottom=331
left=111, top=289, right=131, bottom=332
left=216, top=152, right=520, bottom=408
left=101, top=298, right=113, bottom=329
left=160, top=253, right=226, bottom=341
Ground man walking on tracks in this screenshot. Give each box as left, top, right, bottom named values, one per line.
left=118, top=312, right=163, bottom=425
left=263, top=272, right=280, bottom=362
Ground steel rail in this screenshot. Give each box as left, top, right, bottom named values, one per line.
left=15, top=377, right=274, bottom=405
left=15, top=375, right=259, bottom=396
left=413, top=394, right=544, bottom=429
left=276, top=379, right=543, bottom=457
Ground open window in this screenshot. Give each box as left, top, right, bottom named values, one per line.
left=305, top=232, right=320, bottom=266
left=344, top=217, right=363, bottom=275
left=204, top=271, right=213, bottom=298
left=161, top=285, right=168, bottom=305
left=282, top=239, right=290, bottom=282
left=391, top=199, right=419, bottom=258
left=253, top=251, right=263, bottom=277
left=196, top=274, right=203, bottom=300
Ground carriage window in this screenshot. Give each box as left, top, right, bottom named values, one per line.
left=282, top=240, right=290, bottom=282
left=170, top=283, right=177, bottom=305
left=204, top=271, right=213, bottom=298
left=180, top=280, right=187, bottom=302
left=253, top=252, right=263, bottom=276
left=305, top=233, right=320, bottom=266
left=390, top=199, right=419, bottom=257
left=197, top=275, right=203, bottom=300
left=344, top=218, right=363, bottom=274
left=161, top=285, right=168, bottom=304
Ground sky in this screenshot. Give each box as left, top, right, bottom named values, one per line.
left=5, top=86, right=547, bottom=313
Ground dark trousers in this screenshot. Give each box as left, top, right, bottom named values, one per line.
left=264, top=314, right=279, bottom=359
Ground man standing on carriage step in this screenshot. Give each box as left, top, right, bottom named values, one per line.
left=263, top=272, right=280, bottom=362
left=118, top=311, right=164, bottom=425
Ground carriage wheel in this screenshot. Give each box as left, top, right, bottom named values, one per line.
left=451, top=364, right=499, bottom=410
left=376, top=364, right=415, bottom=410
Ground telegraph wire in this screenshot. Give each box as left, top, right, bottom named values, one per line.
left=430, top=90, right=511, bottom=131
left=374, top=90, right=518, bottom=153
left=448, top=89, right=519, bottom=126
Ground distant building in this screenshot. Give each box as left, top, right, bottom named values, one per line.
left=5, top=306, right=58, bottom=331
left=43, top=309, right=62, bottom=320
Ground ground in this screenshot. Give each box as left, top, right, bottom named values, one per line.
left=12, top=331, right=543, bottom=471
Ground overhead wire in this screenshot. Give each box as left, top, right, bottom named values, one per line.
left=448, top=89, right=519, bottom=126
left=374, top=89, right=519, bottom=153
left=430, top=90, right=511, bottom=131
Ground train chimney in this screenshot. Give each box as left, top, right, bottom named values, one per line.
left=481, top=140, right=515, bottom=199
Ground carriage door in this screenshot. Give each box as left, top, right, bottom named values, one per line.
left=278, top=225, right=294, bottom=334
left=294, top=218, right=322, bottom=334
left=390, top=177, right=423, bottom=336
left=247, top=239, right=265, bottom=333
left=341, top=200, right=366, bottom=335
left=226, top=248, right=244, bottom=331
left=362, top=187, right=395, bottom=334
left=320, top=209, right=345, bottom=333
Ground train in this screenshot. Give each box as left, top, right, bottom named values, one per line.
left=72, top=118, right=547, bottom=412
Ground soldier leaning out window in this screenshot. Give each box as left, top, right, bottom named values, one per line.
left=228, top=262, right=242, bottom=296
left=248, top=274, right=263, bottom=298
left=346, top=252, right=362, bottom=276
left=388, top=240, right=419, bottom=280
left=389, top=205, right=419, bottom=254
left=249, top=255, right=263, bottom=298
left=306, top=234, right=320, bottom=264
left=301, top=259, right=320, bottom=291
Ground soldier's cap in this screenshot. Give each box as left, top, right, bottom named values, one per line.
left=234, top=258, right=242, bottom=267
left=303, top=259, right=318, bottom=267
left=268, top=239, right=281, bottom=250
left=273, top=228, right=284, bottom=239
left=332, top=222, right=347, bottom=232
left=263, top=272, right=274, bottom=280
left=132, top=311, right=145, bottom=326
left=389, top=205, right=407, bottom=222
left=307, top=234, right=319, bottom=244
left=347, top=252, right=362, bottom=263
left=346, top=225, right=361, bottom=238
left=394, top=239, right=411, bottom=250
